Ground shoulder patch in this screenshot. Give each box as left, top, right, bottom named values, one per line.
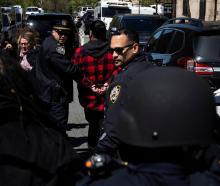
left=110, top=85, right=121, bottom=104
left=56, top=46, right=65, bottom=55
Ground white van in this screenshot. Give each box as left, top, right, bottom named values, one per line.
left=25, top=6, right=40, bottom=16
left=131, top=6, right=156, bottom=15
left=79, top=6, right=93, bottom=17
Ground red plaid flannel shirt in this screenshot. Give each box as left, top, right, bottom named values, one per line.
left=71, top=46, right=118, bottom=112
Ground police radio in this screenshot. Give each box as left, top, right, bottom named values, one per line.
left=84, top=154, right=128, bottom=177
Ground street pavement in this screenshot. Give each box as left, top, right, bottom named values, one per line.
left=67, top=81, right=89, bottom=152
left=66, top=24, right=90, bottom=157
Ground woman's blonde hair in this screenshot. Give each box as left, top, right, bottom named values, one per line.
left=17, top=27, right=40, bottom=48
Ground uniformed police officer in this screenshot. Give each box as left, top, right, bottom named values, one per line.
left=37, top=20, right=81, bottom=134
left=77, top=67, right=220, bottom=186
left=95, top=28, right=153, bottom=155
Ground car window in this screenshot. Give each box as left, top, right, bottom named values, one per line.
left=145, top=30, right=162, bottom=52
left=102, top=7, right=131, bottom=17
left=2, top=14, right=10, bottom=27
left=193, top=35, right=220, bottom=60
left=168, top=30, right=184, bottom=54
left=123, top=18, right=166, bottom=33
left=156, top=29, right=174, bottom=53
left=27, top=8, right=39, bottom=12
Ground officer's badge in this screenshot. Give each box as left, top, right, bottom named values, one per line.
left=61, top=19, right=68, bottom=26
left=56, top=46, right=65, bottom=55
left=110, top=85, right=121, bottom=103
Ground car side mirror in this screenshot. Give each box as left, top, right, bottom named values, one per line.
left=145, top=43, right=153, bottom=52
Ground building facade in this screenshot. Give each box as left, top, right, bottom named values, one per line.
left=176, top=0, right=220, bottom=21
left=131, top=0, right=219, bottom=21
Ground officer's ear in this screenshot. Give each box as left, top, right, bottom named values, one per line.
left=132, top=43, right=139, bottom=54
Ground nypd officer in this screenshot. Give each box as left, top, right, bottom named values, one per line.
left=77, top=67, right=220, bottom=186
left=95, top=28, right=153, bottom=155
left=37, top=20, right=81, bottom=134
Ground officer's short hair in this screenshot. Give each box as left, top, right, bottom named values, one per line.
left=111, top=28, right=139, bottom=44
left=89, top=20, right=106, bottom=40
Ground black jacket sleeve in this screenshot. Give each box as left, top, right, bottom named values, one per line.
left=49, top=49, right=82, bottom=78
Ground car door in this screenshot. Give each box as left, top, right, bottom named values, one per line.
left=145, top=29, right=176, bottom=66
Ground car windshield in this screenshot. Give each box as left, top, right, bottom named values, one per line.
left=102, top=7, right=131, bottom=17
left=193, top=35, right=220, bottom=60
left=27, top=8, right=39, bottom=12
left=123, top=18, right=166, bottom=33
left=26, top=15, right=76, bottom=42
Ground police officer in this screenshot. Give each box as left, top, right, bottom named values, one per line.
left=95, top=28, right=153, bottom=155
left=77, top=67, right=220, bottom=186
left=37, top=20, right=81, bottom=134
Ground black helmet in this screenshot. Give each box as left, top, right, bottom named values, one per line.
left=105, top=67, right=218, bottom=148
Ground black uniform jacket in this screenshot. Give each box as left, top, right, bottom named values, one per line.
left=38, top=36, right=81, bottom=103
left=96, top=52, right=153, bottom=155
left=76, top=162, right=220, bottom=186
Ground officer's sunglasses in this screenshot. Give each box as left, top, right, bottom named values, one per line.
left=109, top=43, right=134, bottom=55
left=55, top=30, right=69, bottom=36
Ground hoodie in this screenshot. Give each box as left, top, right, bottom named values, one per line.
left=83, top=39, right=109, bottom=58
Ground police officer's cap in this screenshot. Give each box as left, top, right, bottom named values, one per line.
left=105, top=67, right=219, bottom=148
left=53, top=19, right=71, bottom=31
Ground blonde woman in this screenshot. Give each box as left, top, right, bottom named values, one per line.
left=17, top=27, right=39, bottom=71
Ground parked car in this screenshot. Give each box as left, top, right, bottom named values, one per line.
left=0, top=6, right=23, bottom=44
left=25, top=13, right=80, bottom=49
left=144, top=17, right=220, bottom=90
left=25, top=6, right=40, bottom=17
left=108, top=14, right=168, bottom=50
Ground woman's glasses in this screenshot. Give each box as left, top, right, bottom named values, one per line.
left=109, top=43, right=134, bottom=55
left=19, top=42, right=29, bottom=46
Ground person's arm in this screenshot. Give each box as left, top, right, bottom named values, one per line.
left=50, top=49, right=81, bottom=77
left=71, top=48, right=96, bottom=89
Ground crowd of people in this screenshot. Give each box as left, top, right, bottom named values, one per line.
left=0, top=18, right=220, bottom=186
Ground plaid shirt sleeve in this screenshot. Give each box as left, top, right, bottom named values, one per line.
left=71, top=47, right=117, bottom=111
left=71, top=47, right=94, bottom=88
